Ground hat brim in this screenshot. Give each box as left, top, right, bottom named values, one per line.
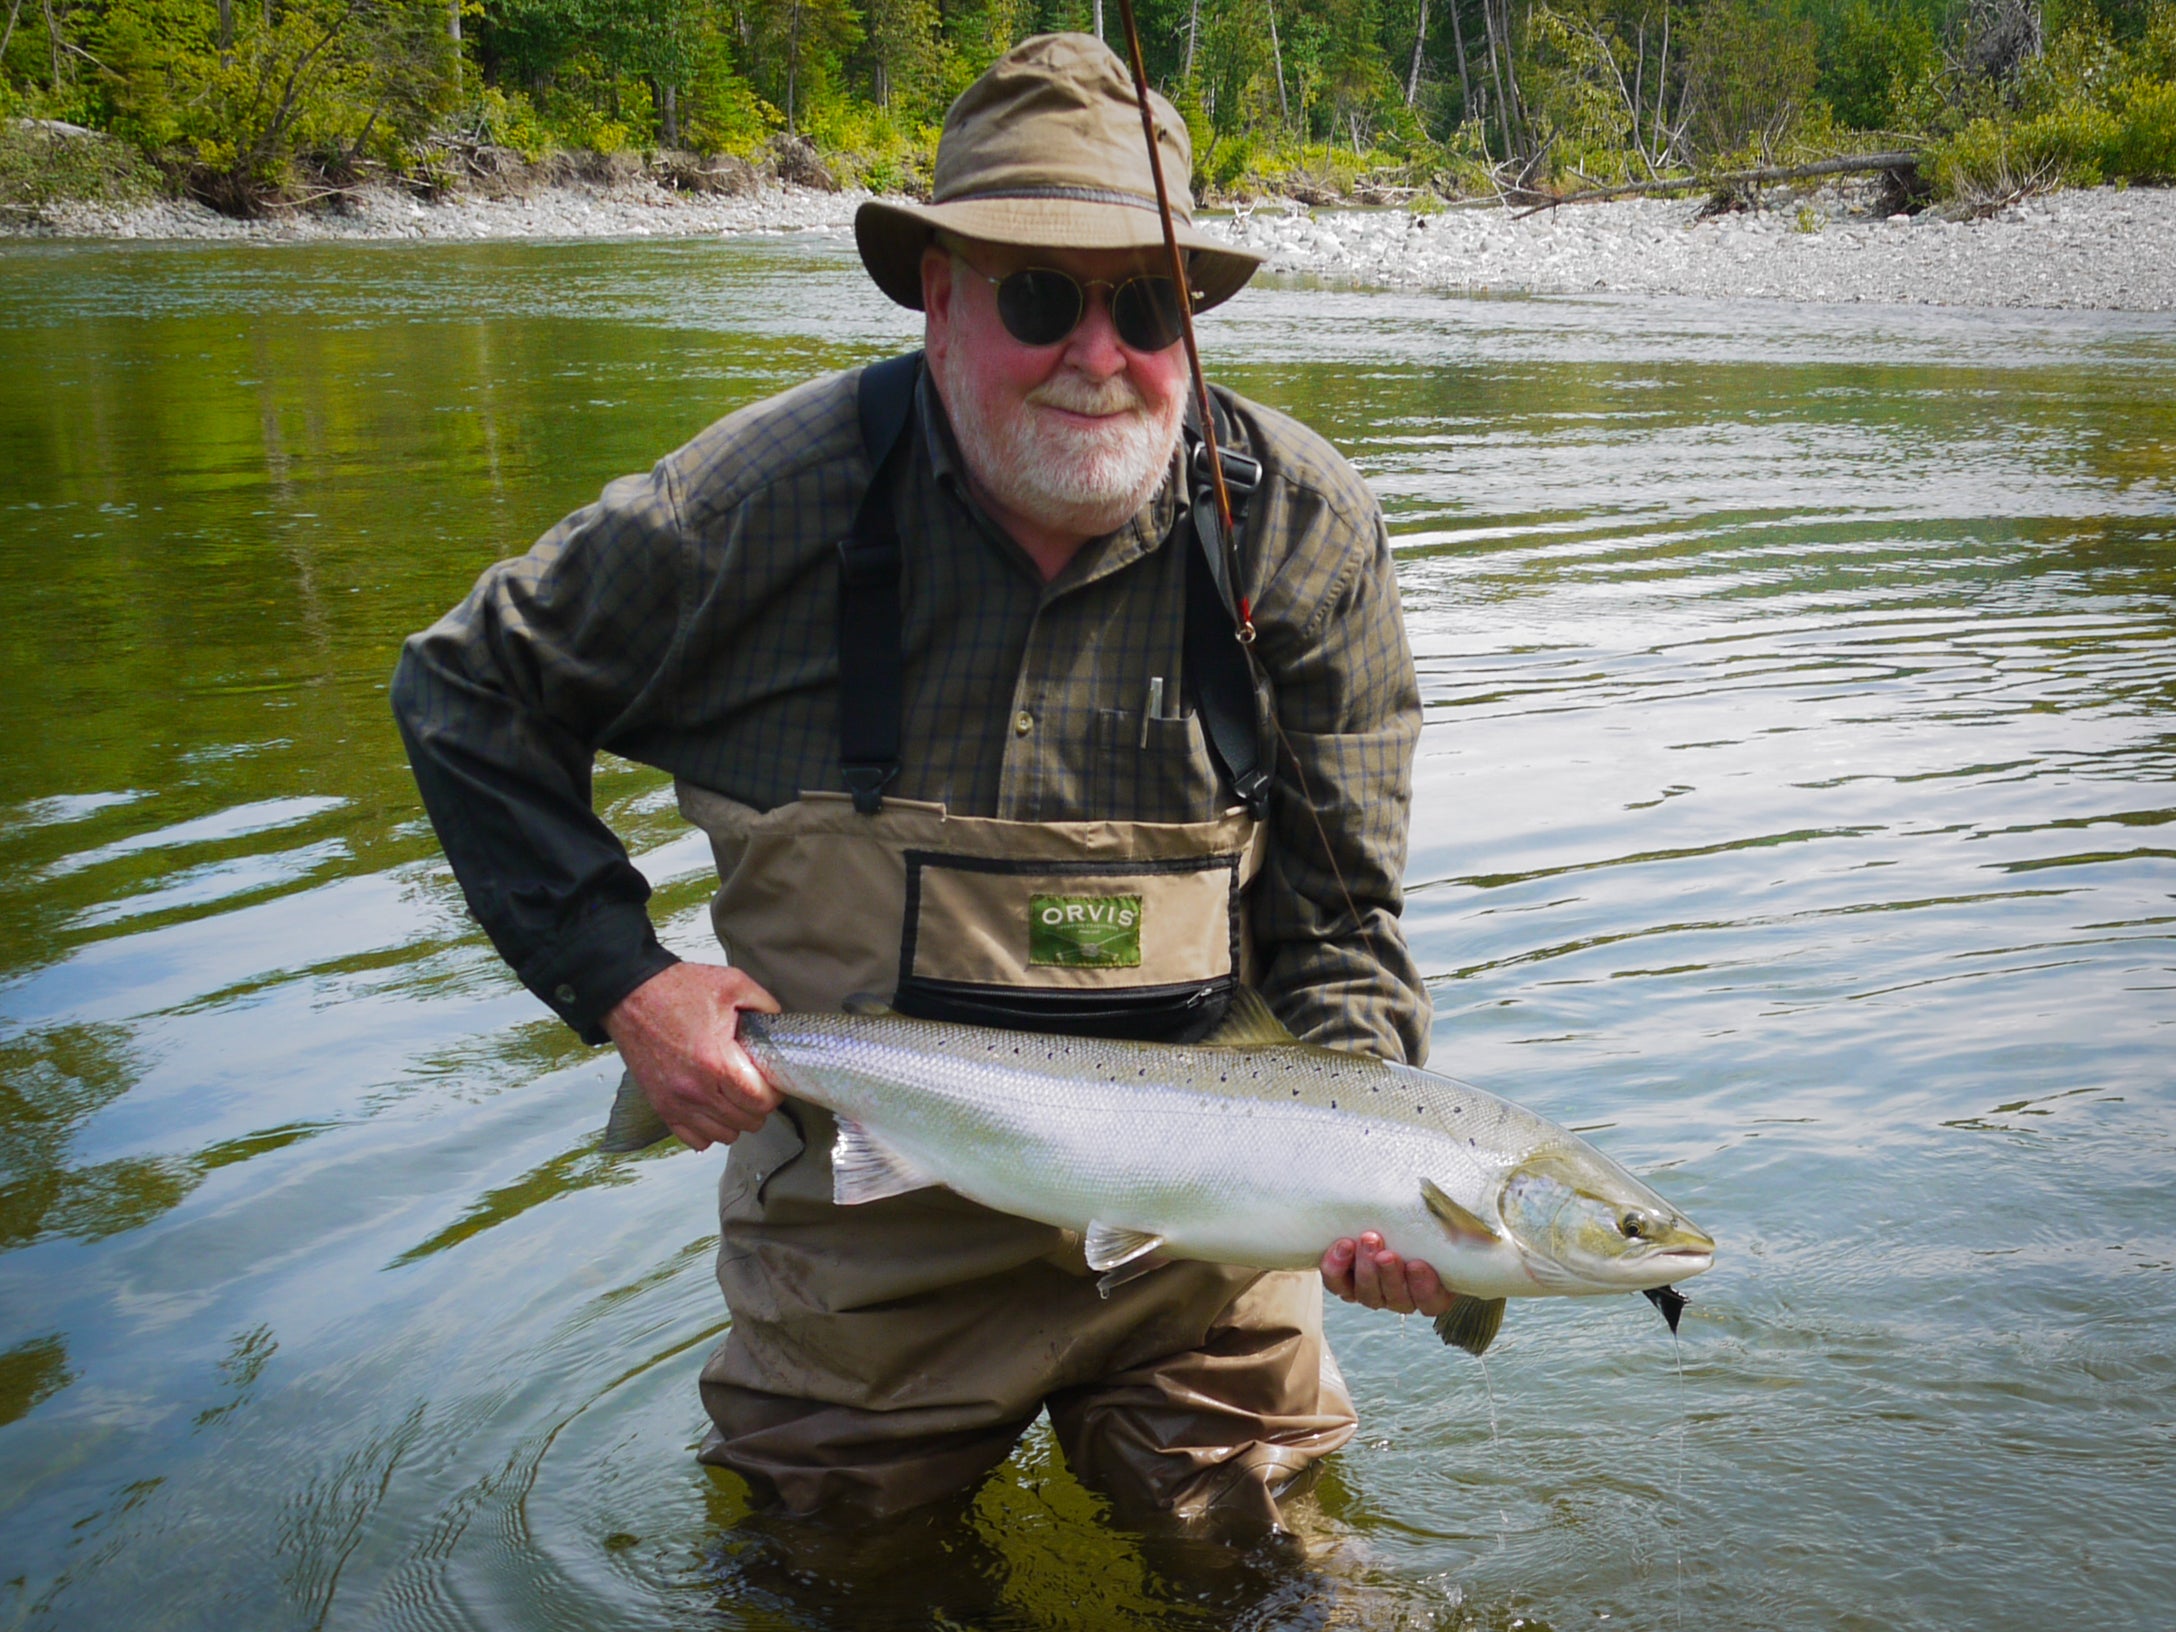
left=856, top=195, right=1262, bottom=316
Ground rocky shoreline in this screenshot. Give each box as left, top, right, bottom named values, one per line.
left=1207, top=182, right=2176, bottom=311
left=9, top=174, right=2171, bottom=312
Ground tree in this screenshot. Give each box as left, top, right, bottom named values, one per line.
left=1681, top=0, right=1818, bottom=157
left=1821, top=0, right=1935, bottom=130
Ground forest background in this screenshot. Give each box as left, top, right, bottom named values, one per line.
left=2, top=0, right=2172, bottom=218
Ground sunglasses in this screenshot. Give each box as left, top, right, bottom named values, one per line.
left=961, top=263, right=1195, bottom=353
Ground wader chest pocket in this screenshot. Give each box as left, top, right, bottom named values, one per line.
left=894, top=849, right=1245, bottom=1041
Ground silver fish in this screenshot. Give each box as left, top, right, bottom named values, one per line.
left=603, top=990, right=1714, bottom=1354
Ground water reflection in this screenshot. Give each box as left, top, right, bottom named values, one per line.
left=0, top=236, right=2171, bottom=1631
left=0, top=1332, right=73, bottom=1428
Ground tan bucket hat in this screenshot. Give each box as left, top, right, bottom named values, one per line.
left=855, top=32, right=1262, bottom=316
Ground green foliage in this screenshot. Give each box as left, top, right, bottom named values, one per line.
left=860, top=0, right=945, bottom=119
left=469, top=83, right=553, bottom=159
left=5, top=0, right=2172, bottom=210
left=1927, top=0, right=2176, bottom=197
left=0, top=120, right=161, bottom=208
left=800, top=93, right=934, bottom=190
left=1525, top=3, right=1644, bottom=182
left=1681, top=0, right=1820, bottom=159
left=1821, top=0, right=1937, bottom=130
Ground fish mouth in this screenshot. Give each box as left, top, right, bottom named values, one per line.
left=1627, top=1226, right=1715, bottom=1286
left=1650, top=1220, right=1716, bottom=1262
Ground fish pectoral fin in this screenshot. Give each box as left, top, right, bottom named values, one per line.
left=1432, top=1294, right=1507, bottom=1357
left=1197, top=986, right=1299, bottom=1048
left=830, top=1118, right=939, bottom=1205
left=602, top=1071, right=675, bottom=1154
left=1420, top=1177, right=1503, bottom=1245
left=1083, top=1221, right=1168, bottom=1273
left=839, top=991, right=898, bottom=1017
left=1095, top=1254, right=1173, bottom=1298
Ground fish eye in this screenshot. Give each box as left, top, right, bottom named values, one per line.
left=1620, top=1212, right=1647, bottom=1239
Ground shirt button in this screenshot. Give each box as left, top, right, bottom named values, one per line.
left=554, top=983, right=577, bottom=1005
left=1014, top=710, right=1034, bottom=737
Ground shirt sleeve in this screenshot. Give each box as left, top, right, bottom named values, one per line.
left=1242, top=445, right=1433, bottom=1067
left=389, top=462, right=692, bottom=1043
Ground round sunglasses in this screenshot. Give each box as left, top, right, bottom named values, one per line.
left=960, top=263, right=1195, bottom=353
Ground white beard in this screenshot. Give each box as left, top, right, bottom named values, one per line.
left=939, top=361, right=1182, bottom=540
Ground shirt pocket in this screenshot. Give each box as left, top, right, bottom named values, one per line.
left=1086, top=705, right=1224, bottom=823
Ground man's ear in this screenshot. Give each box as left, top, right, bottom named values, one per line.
left=920, top=243, right=955, bottom=362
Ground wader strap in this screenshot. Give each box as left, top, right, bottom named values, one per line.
left=837, top=352, right=924, bottom=814
left=1185, top=395, right=1272, bottom=820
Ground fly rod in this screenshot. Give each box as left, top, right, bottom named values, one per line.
left=1108, top=3, right=1389, bottom=978
left=1112, top=0, right=1251, bottom=644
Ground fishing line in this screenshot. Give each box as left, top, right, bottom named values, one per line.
left=1475, top=1354, right=1510, bottom=1547
left=1669, top=1323, right=1686, bottom=1632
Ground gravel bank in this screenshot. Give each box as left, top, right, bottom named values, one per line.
left=1206, top=184, right=2176, bottom=311
left=17, top=178, right=866, bottom=242
left=10, top=176, right=2170, bottom=311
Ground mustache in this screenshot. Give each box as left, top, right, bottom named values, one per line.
left=1026, top=373, right=1147, bottom=417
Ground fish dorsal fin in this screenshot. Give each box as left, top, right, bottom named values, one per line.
left=602, top=1072, right=675, bottom=1154
left=840, top=991, right=897, bottom=1017
left=1198, top=986, right=1298, bottom=1049
left=1433, top=1294, right=1508, bottom=1357
left=831, top=1118, right=938, bottom=1205
left=1083, top=1221, right=1167, bottom=1273
left=1421, top=1177, right=1502, bottom=1246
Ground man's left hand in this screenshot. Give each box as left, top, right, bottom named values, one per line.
left=1321, top=1233, right=1458, bottom=1317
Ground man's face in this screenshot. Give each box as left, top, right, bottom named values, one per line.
left=922, top=236, right=1189, bottom=550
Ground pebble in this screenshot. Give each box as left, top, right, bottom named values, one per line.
left=1210, top=185, right=2176, bottom=310
left=8, top=177, right=2172, bottom=310
left=14, top=178, right=869, bottom=244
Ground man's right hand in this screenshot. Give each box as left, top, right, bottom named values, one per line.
left=603, top=963, right=784, bottom=1151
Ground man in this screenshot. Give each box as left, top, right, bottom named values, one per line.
left=392, top=32, right=1446, bottom=1534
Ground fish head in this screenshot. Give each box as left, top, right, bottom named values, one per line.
left=1495, top=1145, right=1714, bottom=1292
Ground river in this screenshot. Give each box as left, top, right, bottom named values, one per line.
left=1, top=235, right=2171, bottom=1631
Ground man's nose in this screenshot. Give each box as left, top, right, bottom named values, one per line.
left=1060, top=285, right=1130, bottom=377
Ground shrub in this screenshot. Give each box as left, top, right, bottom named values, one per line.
left=0, top=120, right=161, bottom=210
left=2105, top=71, right=2176, bottom=176
left=1821, top=0, right=1938, bottom=131
left=1929, top=103, right=2116, bottom=203
left=1924, top=0, right=2176, bottom=199
left=1681, top=0, right=1821, bottom=160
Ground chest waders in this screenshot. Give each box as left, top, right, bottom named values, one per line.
left=686, top=355, right=1356, bottom=1526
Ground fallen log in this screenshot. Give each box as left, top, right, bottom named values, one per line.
left=1513, top=151, right=1921, bottom=218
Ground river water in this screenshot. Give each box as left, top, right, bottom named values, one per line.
left=1, top=234, right=2170, bottom=1631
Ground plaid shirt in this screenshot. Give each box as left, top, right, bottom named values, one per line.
left=392, top=364, right=1430, bottom=1064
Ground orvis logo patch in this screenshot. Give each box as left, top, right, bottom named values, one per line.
left=1029, top=895, right=1143, bottom=967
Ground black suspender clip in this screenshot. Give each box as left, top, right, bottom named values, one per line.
left=1185, top=402, right=1273, bottom=821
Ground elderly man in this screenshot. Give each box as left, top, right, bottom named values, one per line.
left=392, top=33, right=1439, bottom=1533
